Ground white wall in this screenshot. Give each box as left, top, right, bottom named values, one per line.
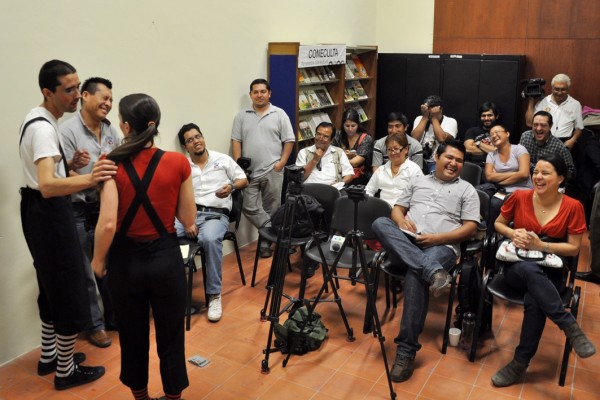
left=0, top=0, right=433, bottom=365
left=376, top=0, right=435, bottom=53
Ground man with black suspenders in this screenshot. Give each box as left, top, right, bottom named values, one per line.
left=18, top=60, right=116, bottom=390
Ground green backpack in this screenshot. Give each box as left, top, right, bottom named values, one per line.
left=274, top=306, right=328, bottom=355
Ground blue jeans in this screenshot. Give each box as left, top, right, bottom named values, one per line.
left=243, top=169, right=283, bottom=234
left=372, top=217, right=456, bottom=357
left=176, top=211, right=229, bottom=295
left=503, top=261, right=575, bottom=364
left=73, top=207, right=105, bottom=332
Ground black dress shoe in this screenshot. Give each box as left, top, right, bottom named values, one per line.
left=38, top=352, right=86, bottom=376
left=575, top=271, right=600, bottom=284
left=55, top=364, right=105, bottom=390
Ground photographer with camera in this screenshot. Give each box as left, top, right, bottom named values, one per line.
left=411, top=95, right=458, bottom=173
left=524, top=74, right=584, bottom=150
left=296, top=121, right=354, bottom=188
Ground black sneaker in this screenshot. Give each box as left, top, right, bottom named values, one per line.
left=390, top=354, right=415, bottom=382
left=37, top=352, right=86, bottom=376
left=54, top=364, right=105, bottom=390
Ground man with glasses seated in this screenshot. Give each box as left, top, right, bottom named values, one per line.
left=175, top=123, right=248, bottom=322
left=296, top=121, right=354, bottom=188
left=525, top=73, right=583, bottom=150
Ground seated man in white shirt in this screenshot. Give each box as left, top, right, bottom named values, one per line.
left=296, top=121, right=354, bottom=188
left=175, top=123, right=249, bottom=322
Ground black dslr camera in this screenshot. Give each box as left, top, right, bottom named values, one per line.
left=521, top=78, right=546, bottom=98
left=285, top=164, right=304, bottom=184
left=346, top=184, right=368, bottom=202
left=422, top=142, right=433, bottom=160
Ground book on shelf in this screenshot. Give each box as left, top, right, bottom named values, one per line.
left=305, top=89, right=321, bottom=108
left=348, top=103, right=368, bottom=123
left=298, top=69, right=310, bottom=84
left=299, top=92, right=311, bottom=110
left=351, top=55, right=368, bottom=78
left=351, top=81, right=367, bottom=99
left=298, top=118, right=314, bottom=141
left=316, top=66, right=329, bottom=81
left=314, top=89, right=331, bottom=106
left=346, top=59, right=359, bottom=78
left=343, top=88, right=355, bottom=102
left=307, top=68, right=322, bottom=83
left=345, top=84, right=359, bottom=101
left=307, top=113, right=322, bottom=133
left=344, top=63, right=354, bottom=79
left=324, top=66, right=336, bottom=80
left=318, top=112, right=332, bottom=123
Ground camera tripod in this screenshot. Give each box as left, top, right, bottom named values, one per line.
left=261, top=178, right=354, bottom=374
left=280, top=186, right=397, bottom=400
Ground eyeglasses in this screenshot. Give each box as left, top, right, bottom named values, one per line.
left=552, top=86, right=568, bottom=92
left=386, top=146, right=404, bottom=154
left=185, top=133, right=203, bottom=144
left=315, top=132, right=331, bottom=140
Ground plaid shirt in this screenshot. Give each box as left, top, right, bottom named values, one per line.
left=519, top=130, right=576, bottom=178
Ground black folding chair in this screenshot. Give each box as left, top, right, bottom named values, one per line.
left=469, top=235, right=581, bottom=387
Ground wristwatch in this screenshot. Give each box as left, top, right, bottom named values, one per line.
left=475, top=141, right=481, bottom=148
left=229, top=183, right=235, bottom=192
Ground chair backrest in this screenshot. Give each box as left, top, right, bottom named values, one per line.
left=229, top=189, right=243, bottom=232
left=303, top=183, right=341, bottom=230
left=476, top=189, right=491, bottom=228
left=461, top=161, right=482, bottom=187
left=330, top=196, right=392, bottom=239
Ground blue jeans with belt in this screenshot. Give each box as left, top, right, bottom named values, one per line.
left=176, top=211, right=229, bottom=295
left=372, top=217, right=456, bottom=357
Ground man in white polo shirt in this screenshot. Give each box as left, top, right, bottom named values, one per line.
left=175, top=123, right=248, bottom=322
left=525, top=73, right=584, bottom=150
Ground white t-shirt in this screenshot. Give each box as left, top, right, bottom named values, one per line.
left=19, top=107, right=64, bottom=189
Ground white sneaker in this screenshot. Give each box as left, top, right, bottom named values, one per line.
left=207, top=294, right=222, bottom=322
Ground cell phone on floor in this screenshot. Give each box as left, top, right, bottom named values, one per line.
left=188, top=355, right=210, bottom=367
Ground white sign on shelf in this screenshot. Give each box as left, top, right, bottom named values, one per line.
left=298, top=44, right=346, bottom=68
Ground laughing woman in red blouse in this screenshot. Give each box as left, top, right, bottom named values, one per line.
left=491, top=154, right=595, bottom=387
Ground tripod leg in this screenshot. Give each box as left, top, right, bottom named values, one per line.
left=354, top=234, right=397, bottom=400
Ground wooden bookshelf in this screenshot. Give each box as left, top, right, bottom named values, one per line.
left=267, top=43, right=378, bottom=152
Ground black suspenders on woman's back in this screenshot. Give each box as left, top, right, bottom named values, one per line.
left=118, top=149, right=168, bottom=237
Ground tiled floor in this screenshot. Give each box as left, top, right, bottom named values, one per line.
left=1, top=236, right=599, bottom=400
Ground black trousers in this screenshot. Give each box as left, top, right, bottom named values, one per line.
left=108, top=233, right=189, bottom=394
left=20, top=187, right=90, bottom=335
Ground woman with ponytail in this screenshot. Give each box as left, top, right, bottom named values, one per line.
left=92, top=94, right=196, bottom=400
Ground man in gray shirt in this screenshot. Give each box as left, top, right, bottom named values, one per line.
left=372, top=139, right=480, bottom=383
left=60, top=77, right=120, bottom=348
left=231, top=79, right=295, bottom=258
